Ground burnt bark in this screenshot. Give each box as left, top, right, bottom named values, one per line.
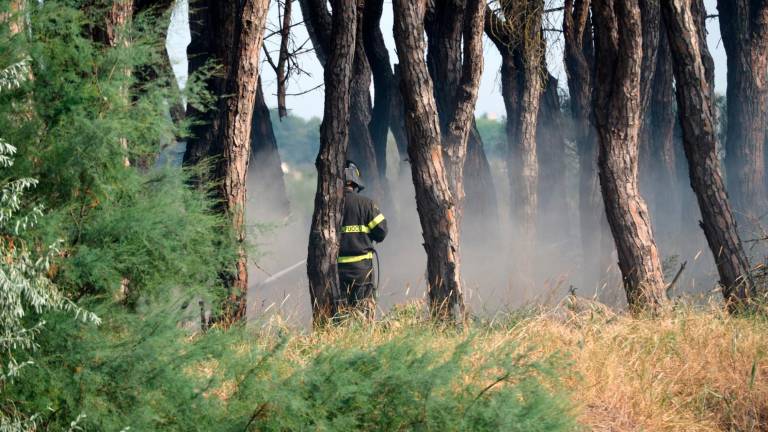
left=306, top=0, right=357, bottom=324
left=592, top=0, right=666, bottom=311
left=717, top=0, right=768, bottom=217
left=393, top=0, right=469, bottom=321
left=662, top=0, right=754, bottom=302
left=486, top=2, right=544, bottom=245
left=250, top=78, right=290, bottom=218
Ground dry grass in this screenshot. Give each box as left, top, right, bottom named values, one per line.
left=244, top=300, right=768, bottom=431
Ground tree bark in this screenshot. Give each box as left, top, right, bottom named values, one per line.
left=393, top=0, right=467, bottom=321
left=363, top=0, right=393, bottom=182
left=662, top=0, right=754, bottom=302
left=717, top=0, right=768, bottom=218
left=536, top=73, right=569, bottom=231
left=640, top=21, right=678, bottom=235
left=306, top=0, right=357, bottom=324
left=275, top=0, right=292, bottom=119
left=463, top=123, right=499, bottom=237
left=215, top=0, right=269, bottom=321
left=183, top=1, right=236, bottom=167
left=592, top=0, right=666, bottom=311
left=564, top=0, right=604, bottom=288
left=250, top=77, right=290, bottom=218
left=299, top=0, right=386, bottom=203
left=486, top=2, right=544, bottom=245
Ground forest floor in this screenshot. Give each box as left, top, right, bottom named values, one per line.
left=239, top=298, right=768, bottom=431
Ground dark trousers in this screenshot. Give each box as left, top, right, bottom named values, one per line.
left=338, top=261, right=375, bottom=316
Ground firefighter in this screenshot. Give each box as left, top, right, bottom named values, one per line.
left=338, top=160, right=387, bottom=319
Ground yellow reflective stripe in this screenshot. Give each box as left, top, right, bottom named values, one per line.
left=337, top=252, right=373, bottom=264
left=341, top=225, right=370, bottom=234
left=367, top=213, right=385, bottom=230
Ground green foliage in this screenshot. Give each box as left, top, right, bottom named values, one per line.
left=8, top=308, right=576, bottom=431
left=270, top=109, right=321, bottom=165
left=475, top=114, right=506, bottom=159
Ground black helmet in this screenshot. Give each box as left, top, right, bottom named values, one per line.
left=344, top=160, right=365, bottom=191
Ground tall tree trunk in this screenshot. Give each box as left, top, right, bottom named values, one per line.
left=564, top=0, right=604, bottom=290
left=640, top=22, right=678, bottom=239
left=662, top=0, right=755, bottom=303
left=183, top=1, right=235, bottom=167
left=363, top=0, right=393, bottom=183
left=592, top=0, right=666, bottom=311
left=393, top=0, right=480, bottom=321
left=299, top=0, right=386, bottom=203
left=424, top=2, right=498, bottom=232
left=463, top=123, right=499, bottom=238
left=537, top=74, right=569, bottom=233
left=215, top=0, right=269, bottom=321
left=306, top=0, right=357, bottom=324
left=486, top=2, right=544, bottom=246
left=717, top=0, right=768, bottom=218
left=250, top=78, right=290, bottom=218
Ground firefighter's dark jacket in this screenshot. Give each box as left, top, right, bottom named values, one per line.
left=339, top=189, right=387, bottom=264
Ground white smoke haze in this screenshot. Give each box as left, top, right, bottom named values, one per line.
left=245, top=139, right=737, bottom=328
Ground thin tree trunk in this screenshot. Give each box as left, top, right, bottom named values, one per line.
left=592, top=0, right=666, bottom=311
left=393, top=0, right=466, bottom=321
left=276, top=0, right=292, bottom=119
left=215, top=0, right=269, bottom=321
left=250, top=77, right=290, bottom=218
left=717, top=0, right=768, bottom=218
left=662, top=0, right=754, bottom=303
left=306, top=0, right=357, bottom=324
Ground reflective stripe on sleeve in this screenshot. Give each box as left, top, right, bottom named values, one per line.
left=341, top=225, right=370, bottom=234
left=367, top=213, right=385, bottom=230
left=337, top=251, right=374, bottom=264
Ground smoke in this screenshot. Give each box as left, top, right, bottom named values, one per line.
left=246, top=139, right=733, bottom=328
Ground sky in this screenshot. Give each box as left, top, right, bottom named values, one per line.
left=166, top=0, right=727, bottom=120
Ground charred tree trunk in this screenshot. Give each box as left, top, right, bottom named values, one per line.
left=306, top=0, right=357, bottom=324
left=717, top=0, right=768, bottom=218
left=393, top=0, right=480, bottom=321
left=215, top=0, right=269, bottom=321
left=662, top=0, right=754, bottom=303
left=250, top=78, right=290, bottom=218
left=486, top=2, right=544, bottom=246
left=592, top=0, right=666, bottom=311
